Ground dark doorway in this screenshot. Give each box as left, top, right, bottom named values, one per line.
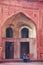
left=21, top=28, right=29, bottom=38
left=5, top=42, right=14, bottom=59
left=20, top=42, right=29, bottom=58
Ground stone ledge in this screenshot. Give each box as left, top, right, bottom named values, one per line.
left=0, top=59, right=43, bottom=63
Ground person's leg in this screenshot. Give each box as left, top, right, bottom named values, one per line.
left=23, top=59, right=27, bottom=62
left=27, top=58, right=30, bottom=62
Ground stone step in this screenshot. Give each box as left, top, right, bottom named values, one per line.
left=0, top=62, right=43, bottom=65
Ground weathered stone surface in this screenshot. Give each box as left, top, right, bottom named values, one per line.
left=0, top=0, right=43, bottom=61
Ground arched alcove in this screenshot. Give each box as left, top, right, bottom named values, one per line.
left=2, top=12, right=37, bottom=60
left=19, top=25, right=36, bottom=38
left=2, top=12, right=36, bottom=38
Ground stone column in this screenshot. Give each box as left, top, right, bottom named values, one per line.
left=0, top=47, right=2, bottom=61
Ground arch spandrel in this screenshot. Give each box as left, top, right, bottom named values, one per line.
left=1, top=11, right=37, bottom=27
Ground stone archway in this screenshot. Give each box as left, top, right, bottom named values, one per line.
left=2, top=12, right=37, bottom=60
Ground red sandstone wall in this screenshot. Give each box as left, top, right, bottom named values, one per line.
left=0, top=1, right=43, bottom=60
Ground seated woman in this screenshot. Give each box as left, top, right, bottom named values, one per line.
left=25, top=53, right=33, bottom=61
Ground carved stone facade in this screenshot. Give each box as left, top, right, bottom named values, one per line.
left=0, top=0, right=43, bottom=61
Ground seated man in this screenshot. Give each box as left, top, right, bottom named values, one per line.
left=21, top=54, right=27, bottom=62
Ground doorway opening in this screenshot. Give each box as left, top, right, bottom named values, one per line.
left=5, top=42, right=14, bottom=59
left=20, top=42, right=29, bottom=58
